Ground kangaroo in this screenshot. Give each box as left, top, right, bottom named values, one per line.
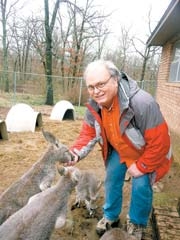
left=99, top=228, right=137, bottom=240
left=0, top=166, right=80, bottom=240
left=71, top=167, right=102, bottom=216
left=0, top=130, right=73, bottom=225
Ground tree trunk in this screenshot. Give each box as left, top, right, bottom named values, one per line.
left=44, top=0, right=60, bottom=105
left=45, top=38, right=53, bottom=105
left=1, top=0, right=9, bottom=92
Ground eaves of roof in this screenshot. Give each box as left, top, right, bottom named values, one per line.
left=147, top=0, right=180, bottom=46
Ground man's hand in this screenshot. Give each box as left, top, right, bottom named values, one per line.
left=128, top=163, right=144, bottom=178
left=63, top=151, right=79, bottom=166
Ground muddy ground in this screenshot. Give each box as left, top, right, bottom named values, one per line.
left=0, top=106, right=180, bottom=240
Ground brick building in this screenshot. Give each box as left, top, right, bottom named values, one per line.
left=147, top=0, right=180, bottom=135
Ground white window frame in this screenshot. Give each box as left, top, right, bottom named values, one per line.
left=169, top=40, right=180, bottom=82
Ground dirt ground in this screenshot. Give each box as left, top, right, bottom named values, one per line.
left=0, top=106, right=180, bottom=240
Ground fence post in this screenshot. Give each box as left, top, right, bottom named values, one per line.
left=78, top=77, right=83, bottom=107
left=13, top=71, right=17, bottom=104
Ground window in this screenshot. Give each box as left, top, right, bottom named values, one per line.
left=169, top=41, right=180, bottom=82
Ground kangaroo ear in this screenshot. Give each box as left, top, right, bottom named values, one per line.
left=42, top=129, right=60, bottom=147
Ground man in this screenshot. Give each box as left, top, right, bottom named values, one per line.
left=66, top=60, right=172, bottom=239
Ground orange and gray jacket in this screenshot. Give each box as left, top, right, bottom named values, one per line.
left=71, top=72, right=172, bottom=182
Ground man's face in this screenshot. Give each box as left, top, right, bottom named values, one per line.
left=85, top=65, right=118, bottom=108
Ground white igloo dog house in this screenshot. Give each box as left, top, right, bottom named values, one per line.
left=5, top=103, right=43, bottom=132
left=0, top=120, right=8, bottom=140
left=50, top=100, right=75, bottom=121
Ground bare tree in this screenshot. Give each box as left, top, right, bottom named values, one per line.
left=29, top=16, right=46, bottom=66
left=10, top=16, right=35, bottom=76
left=96, top=21, right=109, bottom=59
left=131, top=7, right=160, bottom=84
left=111, top=25, right=132, bottom=71
left=56, top=6, right=73, bottom=91
left=57, top=0, right=110, bottom=88
left=103, top=25, right=132, bottom=74
left=119, top=26, right=132, bottom=70
left=0, top=0, right=19, bottom=92
left=71, top=0, right=110, bottom=78
left=44, top=0, right=61, bottom=105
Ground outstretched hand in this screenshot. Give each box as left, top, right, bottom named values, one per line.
left=63, top=151, right=79, bottom=166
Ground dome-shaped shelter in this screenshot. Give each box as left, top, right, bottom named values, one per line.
left=50, top=100, right=75, bottom=121
left=0, top=120, right=8, bottom=140
left=5, top=103, right=43, bottom=132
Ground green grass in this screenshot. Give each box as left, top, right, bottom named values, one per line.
left=171, top=132, right=180, bottom=165
left=153, top=132, right=180, bottom=208
left=0, top=92, right=86, bottom=118
left=74, top=105, right=86, bottom=117
left=154, top=192, right=179, bottom=207
left=0, top=92, right=45, bottom=107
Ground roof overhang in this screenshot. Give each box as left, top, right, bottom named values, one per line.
left=147, top=0, right=180, bottom=46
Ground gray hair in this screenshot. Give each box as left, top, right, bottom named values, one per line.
left=83, top=60, right=120, bottom=80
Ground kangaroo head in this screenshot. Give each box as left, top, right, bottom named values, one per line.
left=57, top=166, right=81, bottom=183
left=42, top=129, right=60, bottom=147
left=42, top=129, right=74, bottom=163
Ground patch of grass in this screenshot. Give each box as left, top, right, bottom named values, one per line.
left=0, top=92, right=45, bottom=107
left=154, top=192, right=179, bottom=207
left=0, top=93, right=87, bottom=114
left=14, top=94, right=45, bottom=106
left=153, top=131, right=180, bottom=208
left=171, top=131, right=180, bottom=165
left=74, top=105, right=86, bottom=118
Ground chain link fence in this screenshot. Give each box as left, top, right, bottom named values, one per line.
left=0, top=70, right=157, bottom=107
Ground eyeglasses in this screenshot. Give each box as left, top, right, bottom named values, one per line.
left=87, top=75, right=112, bottom=92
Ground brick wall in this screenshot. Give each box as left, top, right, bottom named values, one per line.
left=156, top=42, right=180, bottom=135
